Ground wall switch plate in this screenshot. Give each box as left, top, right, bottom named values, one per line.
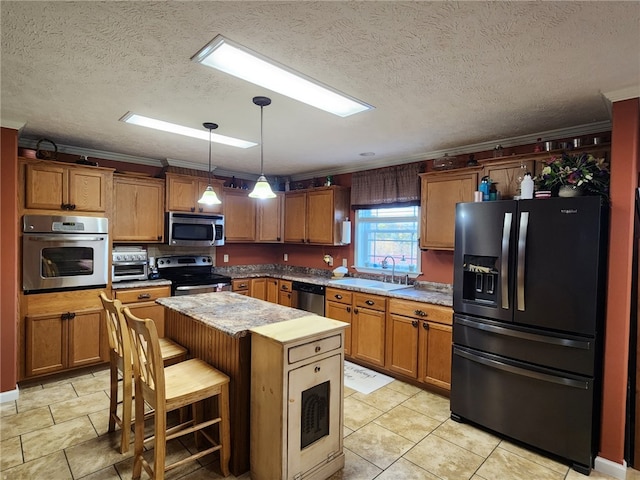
left=342, top=258, right=348, bottom=267
left=223, top=254, right=229, bottom=263
left=284, top=253, right=288, bottom=261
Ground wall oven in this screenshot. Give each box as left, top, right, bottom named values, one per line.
left=23, top=215, right=109, bottom=294
left=166, top=212, right=224, bottom=247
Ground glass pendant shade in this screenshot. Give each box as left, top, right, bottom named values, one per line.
left=198, top=122, right=222, bottom=205
left=249, top=96, right=276, bottom=199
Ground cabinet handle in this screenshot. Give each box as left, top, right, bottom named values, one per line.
left=138, top=293, right=151, bottom=299
left=70, top=204, right=76, bottom=210
left=300, top=239, right=305, bottom=243
left=198, top=207, right=203, bottom=213
left=190, top=207, right=195, bottom=212
left=61, top=312, right=69, bottom=320
left=335, top=294, right=342, bottom=299
left=314, top=366, right=321, bottom=373
left=412, top=320, right=419, bottom=328
left=365, top=300, right=375, bottom=306
left=157, top=235, right=162, bottom=240
left=282, top=285, right=289, bottom=291
left=346, top=306, right=351, bottom=313
left=69, top=312, right=75, bottom=319
left=277, top=237, right=281, bottom=241
left=315, top=346, right=321, bottom=353
left=414, top=309, right=427, bottom=317
left=354, top=308, right=359, bottom=315
left=422, top=322, right=429, bottom=330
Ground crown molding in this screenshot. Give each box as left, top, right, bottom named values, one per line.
left=603, top=85, right=640, bottom=103
left=1, top=120, right=26, bottom=132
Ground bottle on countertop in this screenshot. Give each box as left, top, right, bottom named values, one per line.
left=520, top=172, right=534, bottom=199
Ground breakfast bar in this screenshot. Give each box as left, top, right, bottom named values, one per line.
left=156, top=292, right=316, bottom=476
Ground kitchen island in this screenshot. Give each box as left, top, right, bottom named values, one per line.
left=156, top=292, right=318, bottom=476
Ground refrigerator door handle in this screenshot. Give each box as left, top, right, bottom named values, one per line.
left=517, top=211, right=529, bottom=311
left=501, top=212, right=513, bottom=309
left=454, top=347, right=590, bottom=390
left=455, top=316, right=592, bottom=350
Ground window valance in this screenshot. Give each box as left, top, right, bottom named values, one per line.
left=350, top=162, right=421, bottom=209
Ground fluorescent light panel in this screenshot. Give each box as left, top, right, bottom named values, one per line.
left=120, top=112, right=256, bottom=149
left=191, top=35, right=374, bottom=118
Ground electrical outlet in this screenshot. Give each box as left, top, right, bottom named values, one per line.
left=223, top=254, right=229, bottom=263
left=284, top=253, right=288, bottom=261
left=342, top=258, right=348, bottom=267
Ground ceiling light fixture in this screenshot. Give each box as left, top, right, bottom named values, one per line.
left=191, top=35, right=374, bottom=118
left=197, top=122, right=222, bottom=205
left=248, top=96, right=276, bottom=199
left=120, top=112, right=256, bottom=149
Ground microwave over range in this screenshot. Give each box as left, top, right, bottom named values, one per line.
left=166, top=212, right=224, bottom=247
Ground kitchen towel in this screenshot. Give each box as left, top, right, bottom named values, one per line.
left=344, top=361, right=393, bottom=394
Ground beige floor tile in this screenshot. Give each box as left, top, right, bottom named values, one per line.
left=72, top=374, right=111, bottom=397
left=65, top=431, right=134, bottom=478
left=344, top=385, right=356, bottom=397
left=565, top=468, right=620, bottom=480
left=176, top=463, right=232, bottom=480
left=343, top=422, right=415, bottom=470
left=88, top=408, right=112, bottom=437
left=0, top=450, right=72, bottom=479
left=374, top=404, right=441, bottom=443
left=404, top=434, right=485, bottom=480
left=75, top=465, right=121, bottom=480
left=628, top=467, right=640, bottom=480
left=433, top=418, right=500, bottom=457
left=0, top=436, right=23, bottom=471
left=498, top=440, right=569, bottom=475
left=376, top=457, right=440, bottom=479
left=326, top=448, right=382, bottom=480
left=343, top=396, right=384, bottom=431
left=114, top=438, right=202, bottom=479
left=43, top=371, right=95, bottom=389
left=0, top=406, right=53, bottom=440
left=401, top=390, right=451, bottom=422
left=49, top=391, right=110, bottom=424
left=385, top=379, right=423, bottom=397
left=344, top=424, right=354, bottom=438
left=0, top=401, right=16, bottom=418
left=16, top=383, right=77, bottom=412
left=21, top=416, right=97, bottom=462
left=476, top=447, right=566, bottom=480
left=351, top=385, right=409, bottom=412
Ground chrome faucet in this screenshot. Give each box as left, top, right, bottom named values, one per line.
left=381, top=256, right=396, bottom=284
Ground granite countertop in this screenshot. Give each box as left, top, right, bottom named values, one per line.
left=157, top=291, right=314, bottom=338
left=111, top=279, right=172, bottom=290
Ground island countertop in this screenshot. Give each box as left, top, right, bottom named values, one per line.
left=156, top=291, right=314, bottom=338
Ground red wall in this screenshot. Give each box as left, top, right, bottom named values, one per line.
left=600, top=98, right=640, bottom=464
left=1, top=128, right=18, bottom=393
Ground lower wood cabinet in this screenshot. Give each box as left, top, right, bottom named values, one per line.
left=232, top=279, right=250, bottom=296
left=22, top=288, right=107, bottom=379
left=113, top=285, right=171, bottom=337
left=250, top=278, right=267, bottom=300
left=278, top=280, right=295, bottom=307
left=325, top=288, right=353, bottom=356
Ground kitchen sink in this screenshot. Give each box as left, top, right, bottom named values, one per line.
left=327, top=277, right=412, bottom=292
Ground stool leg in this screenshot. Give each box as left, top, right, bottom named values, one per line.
left=132, top=379, right=145, bottom=480
left=120, top=373, right=132, bottom=454
left=108, top=360, right=117, bottom=433
left=155, top=408, right=167, bottom=480
left=219, top=383, right=231, bottom=478
left=193, top=402, right=201, bottom=449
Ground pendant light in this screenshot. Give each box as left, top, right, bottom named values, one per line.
left=248, top=96, right=276, bottom=199
left=198, top=122, right=222, bottom=205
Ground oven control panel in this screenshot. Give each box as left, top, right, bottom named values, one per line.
left=156, top=256, right=213, bottom=269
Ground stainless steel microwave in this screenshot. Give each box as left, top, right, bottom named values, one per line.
left=166, top=212, right=224, bottom=247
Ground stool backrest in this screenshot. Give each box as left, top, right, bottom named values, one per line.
left=123, top=307, right=165, bottom=404
left=99, top=292, right=130, bottom=361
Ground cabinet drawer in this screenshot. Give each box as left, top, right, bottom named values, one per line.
left=114, top=286, right=170, bottom=304
left=288, top=334, right=342, bottom=364
left=232, top=279, right=250, bottom=291
left=354, top=293, right=386, bottom=312
left=325, top=288, right=352, bottom=305
left=389, top=298, right=452, bottom=325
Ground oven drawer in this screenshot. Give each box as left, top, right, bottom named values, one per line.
left=115, top=286, right=170, bottom=304
left=288, top=334, right=342, bottom=364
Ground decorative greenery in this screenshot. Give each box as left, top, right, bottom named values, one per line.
left=535, top=153, right=610, bottom=197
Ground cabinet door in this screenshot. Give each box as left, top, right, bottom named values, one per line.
left=325, top=301, right=352, bottom=356
left=257, top=193, right=283, bottom=242
left=25, top=313, right=67, bottom=377
left=386, top=313, right=419, bottom=378
left=278, top=280, right=294, bottom=307
left=223, top=189, right=256, bottom=241
left=25, top=163, right=66, bottom=210
left=113, top=176, right=165, bottom=242
left=166, top=174, right=198, bottom=212
left=418, top=321, right=452, bottom=390
left=124, top=302, right=166, bottom=337
left=250, top=278, right=267, bottom=300
left=484, top=159, right=535, bottom=200
left=196, top=179, right=223, bottom=214
left=68, top=309, right=105, bottom=368
left=284, top=192, right=307, bottom=243
left=266, top=278, right=279, bottom=303
left=306, top=189, right=334, bottom=244
left=68, top=168, right=108, bottom=212
left=351, top=307, right=386, bottom=367
left=420, top=171, right=479, bottom=250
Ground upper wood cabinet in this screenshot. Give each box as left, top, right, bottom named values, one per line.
left=257, top=193, right=284, bottom=242
left=223, top=189, right=256, bottom=242
left=165, top=173, right=224, bottom=214
left=283, top=186, right=350, bottom=245
left=419, top=168, right=481, bottom=250
left=113, top=174, right=165, bottom=242
left=23, top=159, right=113, bottom=213
left=483, top=158, right=536, bottom=200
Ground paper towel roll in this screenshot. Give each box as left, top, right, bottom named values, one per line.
left=341, top=220, right=351, bottom=244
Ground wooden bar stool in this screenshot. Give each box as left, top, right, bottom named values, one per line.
left=99, top=292, right=188, bottom=454
left=123, top=307, right=231, bottom=479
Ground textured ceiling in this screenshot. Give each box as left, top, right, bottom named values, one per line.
left=1, top=1, right=639, bottom=179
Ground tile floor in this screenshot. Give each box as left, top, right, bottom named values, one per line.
left=1, top=365, right=638, bottom=480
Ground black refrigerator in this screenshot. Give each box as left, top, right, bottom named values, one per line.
left=451, top=195, right=608, bottom=475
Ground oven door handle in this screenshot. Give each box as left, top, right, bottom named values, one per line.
left=175, top=283, right=228, bottom=291
left=27, top=236, right=107, bottom=242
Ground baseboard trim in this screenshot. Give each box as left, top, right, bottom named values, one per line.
left=594, top=456, right=627, bottom=479
left=0, top=386, right=19, bottom=403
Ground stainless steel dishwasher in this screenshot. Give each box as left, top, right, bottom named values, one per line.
left=292, top=281, right=325, bottom=316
